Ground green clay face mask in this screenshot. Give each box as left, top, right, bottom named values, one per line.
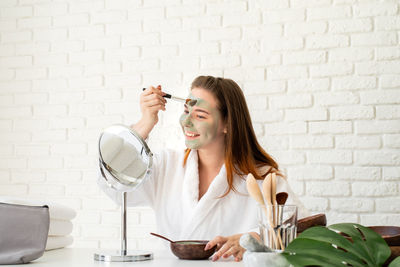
left=179, top=93, right=222, bottom=150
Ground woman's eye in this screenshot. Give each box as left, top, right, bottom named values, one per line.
left=184, top=110, right=189, bottom=114
left=197, top=115, right=206, bottom=119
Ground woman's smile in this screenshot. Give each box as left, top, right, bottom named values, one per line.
left=184, top=130, right=200, bottom=139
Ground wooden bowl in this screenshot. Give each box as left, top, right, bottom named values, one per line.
left=170, top=240, right=216, bottom=260
left=297, top=213, right=327, bottom=233
left=369, top=226, right=400, bottom=246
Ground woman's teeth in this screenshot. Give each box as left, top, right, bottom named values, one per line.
left=185, top=132, right=199, bottom=137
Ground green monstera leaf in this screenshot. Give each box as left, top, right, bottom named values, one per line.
left=281, top=223, right=399, bottom=267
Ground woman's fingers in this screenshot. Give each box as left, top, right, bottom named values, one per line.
left=205, top=236, right=226, bottom=251
left=212, top=242, right=233, bottom=261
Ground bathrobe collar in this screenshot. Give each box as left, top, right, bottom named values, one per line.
left=180, top=150, right=228, bottom=239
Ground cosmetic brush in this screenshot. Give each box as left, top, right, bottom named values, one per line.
left=142, top=88, right=196, bottom=105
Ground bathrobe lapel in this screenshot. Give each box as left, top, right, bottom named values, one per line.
left=180, top=150, right=227, bottom=239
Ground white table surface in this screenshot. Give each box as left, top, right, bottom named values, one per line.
left=30, top=249, right=244, bottom=267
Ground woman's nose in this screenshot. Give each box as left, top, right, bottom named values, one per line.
left=183, top=115, right=193, bottom=127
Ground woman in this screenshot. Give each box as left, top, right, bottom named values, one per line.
left=99, top=76, right=307, bottom=261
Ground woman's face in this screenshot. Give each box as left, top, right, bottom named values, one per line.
left=179, top=87, right=226, bottom=150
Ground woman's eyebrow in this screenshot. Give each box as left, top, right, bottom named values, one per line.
left=194, top=108, right=210, bottom=115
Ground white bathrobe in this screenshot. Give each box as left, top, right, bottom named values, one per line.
left=98, top=149, right=309, bottom=241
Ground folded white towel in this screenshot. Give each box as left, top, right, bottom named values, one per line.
left=0, top=197, right=76, bottom=221
left=48, top=219, right=73, bottom=236
left=45, top=236, right=73, bottom=251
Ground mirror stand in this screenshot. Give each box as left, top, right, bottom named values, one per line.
left=94, top=192, right=153, bottom=262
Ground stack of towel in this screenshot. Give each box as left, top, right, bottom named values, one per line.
left=0, top=197, right=76, bottom=251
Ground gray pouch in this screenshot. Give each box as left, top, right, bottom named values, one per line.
left=0, top=202, right=50, bottom=264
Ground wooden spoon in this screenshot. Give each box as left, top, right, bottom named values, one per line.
left=246, top=173, right=265, bottom=206
left=150, top=232, right=175, bottom=243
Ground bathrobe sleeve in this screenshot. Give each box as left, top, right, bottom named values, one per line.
left=97, top=149, right=170, bottom=207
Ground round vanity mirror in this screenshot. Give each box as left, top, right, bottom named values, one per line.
left=95, top=124, right=153, bottom=262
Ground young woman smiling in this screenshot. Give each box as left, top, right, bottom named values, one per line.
left=100, top=76, right=307, bottom=261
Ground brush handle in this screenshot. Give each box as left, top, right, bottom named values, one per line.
left=142, top=88, right=184, bottom=102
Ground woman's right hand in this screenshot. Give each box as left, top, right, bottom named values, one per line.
left=132, top=85, right=166, bottom=139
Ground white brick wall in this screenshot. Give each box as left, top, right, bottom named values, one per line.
left=1, top=0, right=399, bottom=250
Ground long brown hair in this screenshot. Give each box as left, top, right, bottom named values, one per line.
left=183, top=76, right=281, bottom=197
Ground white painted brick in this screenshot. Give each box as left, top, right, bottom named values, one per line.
left=16, top=43, right=49, bottom=55
left=285, top=21, right=326, bottom=36
left=28, top=158, right=63, bottom=169
left=250, top=110, right=283, bottom=123
left=32, top=79, right=67, bottom=91
left=14, top=119, right=47, bottom=131
left=290, top=135, right=333, bottom=149
left=11, top=171, right=46, bottom=183
left=375, top=16, right=400, bottom=31
left=201, top=55, right=239, bottom=69
left=33, top=28, right=67, bottom=41
left=0, top=70, right=13, bottom=81
left=0, top=106, right=31, bottom=118
left=0, top=56, right=32, bottom=68
left=259, top=135, right=289, bottom=150
left=300, top=196, right=328, bottom=211
left=0, top=81, right=31, bottom=93
left=0, top=144, right=13, bottom=156
left=127, top=7, right=163, bottom=20
left=310, top=62, right=353, bottom=77
left=224, top=68, right=265, bottom=82
left=383, top=134, right=400, bottom=148
left=15, top=145, right=48, bottom=156
left=263, top=9, right=305, bottom=23
left=16, top=68, right=47, bottom=80
left=356, top=120, right=400, bottom=134
left=329, top=48, right=374, bottom=62
left=376, top=197, right=400, bottom=213
left=223, top=12, right=261, bottom=27
left=91, top=11, right=127, bottom=24
left=0, top=158, right=27, bottom=170
left=32, top=130, right=66, bottom=142
left=264, top=36, right=304, bottom=51
left=68, top=76, right=103, bottom=89
left=50, top=117, right=85, bottom=129
left=104, top=74, right=141, bottom=87
left=243, top=81, right=286, bottom=94
left=335, top=166, right=380, bottom=181
left=352, top=32, right=397, bottom=46
left=85, top=63, right=121, bottom=76
left=166, top=5, right=203, bottom=18
left=17, top=17, right=51, bottom=28
left=0, top=0, right=17, bottom=7
left=66, top=184, right=100, bottom=196
left=122, top=33, right=159, bottom=46
left=377, top=47, right=400, bottom=61
left=357, top=61, right=400, bottom=75
left=383, top=167, right=400, bottom=181
left=85, top=89, right=122, bottom=103
left=264, top=121, right=307, bottom=135
left=0, top=120, right=12, bottom=131
left=64, top=156, right=96, bottom=169
left=308, top=6, right=351, bottom=20
left=70, top=51, right=102, bottom=64
left=81, top=224, right=118, bottom=238
left=329, top=18, right=372, bottom=33
left=377, top=105, right=400, bottom=120
left=355, top=150, right=400, bottom=166
left=201, top=28, right=241, bottom=41
left=306, top=181, right=350, bottom=196
left=34, top=54, right=67, bottom=66
left=70, top=1, right=104, bottom=13
left=288, top=78, right=329, bottom=92
left=361, top=90, right=400, bottom=105
left=270, top=94, right=312, bottom=109
left=354, top=2, right=398, bottom=17
left=34, top=3, right=67, bottom=16
left=360, top=214, right=400, bottom=226
left=336, top=135, right=381, bottom=149
left=49, top=92, right=84, bottom=105
left=242, top=53, right=281, bottom=67
left=122, top=59, right=158, bottom=73
left=285, top=108, right=327, bottom=121
left=1, top=6, right=32, bottom=18
left=308, top=150, right=352, bottom=164
left=332, top=76, right=376, bottom=91
left=330, top=106, right=374, bottom=120
left=243, top=25, right=282, bottom=41
left=0, top=95, right=13, bottom=105
left=331, top=198, right=374, bottom=213
left=0, top=132, right=30, bottom=143
left=85, top=37, right=120, bottom=50
left=75, top=211, right=101, bottom=224
left=267, top=65, right=308, bottom=80
left=46, top=170, right=82, bottom=184
left=144, top=18, right=181, bottom=33
left=105, top=47, right=140, bottom=61
left=272, top=150, right=306, bottom=165
left=69, top=25, right=104, bottom=40
left=83, top=197, right=118, bottom=211
left=106, top=22, right=141, bottom=35
left=380, top=75, right=400, bottom=88
left=1, top=31, right=32, bottom=43
left=315, top=92, right=359, bottom=106
left=306, top=35, right=349, bottom=49
left=0, top=44, right=14, bottom=57
left=0, top=185, right=28, bottom=195
left=51, top=143, right=87, bottom=155
left=283, top=51, right=326, bottom=65
left=0, top=20, right=16, bottom=31
left=182, top=16, right=220, bottom=30
left=352, top=182, right=398, bottom=197
left=206, top=2, right=247, bottom=15
left=287, top=165, right=333, bottom=180
left=309, top=121, right=352, bottom=134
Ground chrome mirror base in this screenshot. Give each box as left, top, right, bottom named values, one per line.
left=94, top=250, right=153, bottom=262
